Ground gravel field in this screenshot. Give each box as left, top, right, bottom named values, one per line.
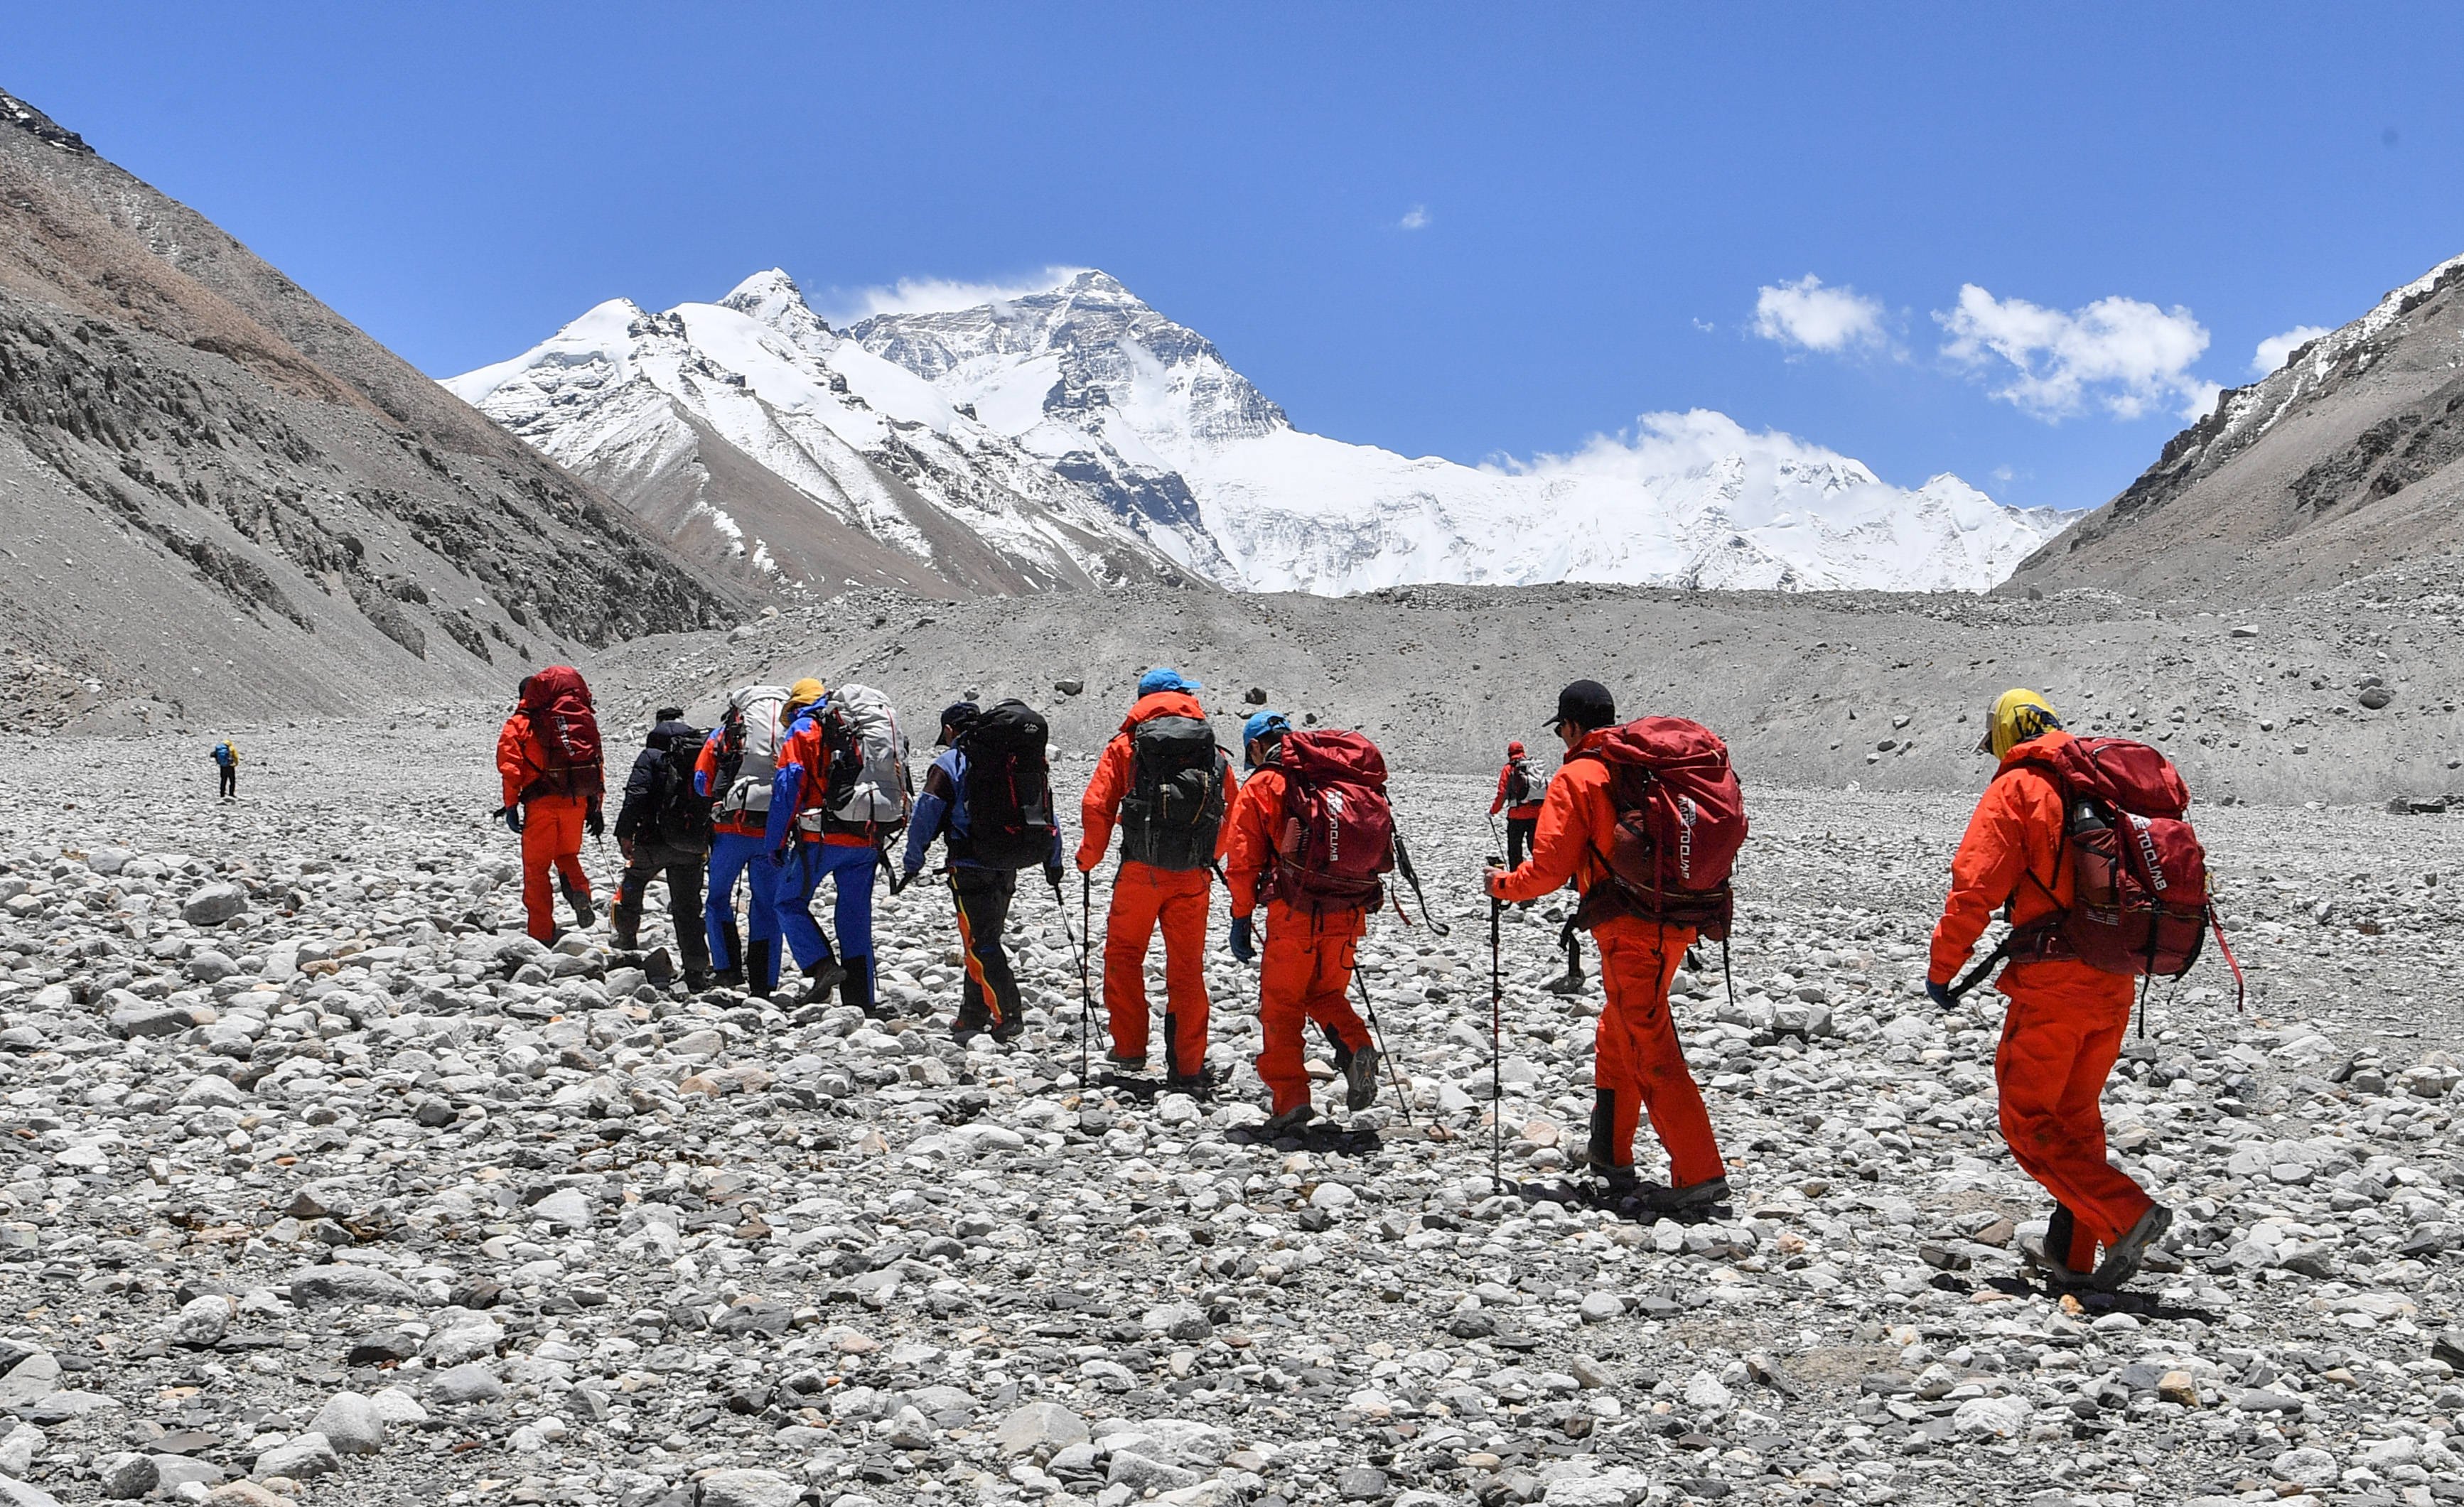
left=0, top=718, right=2458, bottom=1507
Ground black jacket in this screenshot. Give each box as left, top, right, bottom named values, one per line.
left=614, top=719, right=702, bottom=843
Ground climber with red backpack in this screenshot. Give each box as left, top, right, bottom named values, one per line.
left=903, top=700, right=1065, bottom=1042
left=768, top=683, right=912, bottom=1014
left=610, top=706, right=714, bottom=988
left=1077, top=669, right=1238, bottom=1087
left=495, top=666, right=606, bottom=944
left=1486, top=679, right=1742, bottom=1214
left=1222, top=710, right=1395, bottom=1138
left=1928, top=689, right=2228, bottom=1292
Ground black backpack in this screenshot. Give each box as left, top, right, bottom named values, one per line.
left=957, top=700, right=1058, bottom=869
left=1119, top=715, right=1227, bottom=871
left=1505, top=758, right=1539, bottom=806
left=648, top=731, right=714, bottom=848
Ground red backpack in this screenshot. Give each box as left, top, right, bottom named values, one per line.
left=1999, top=735, right=2225, bottom=983
left=1569, top=716, right=1748, bottom=938
left=522, top=666, right=604, bottom=799
left=1271, top=730, right=1395, bottom=914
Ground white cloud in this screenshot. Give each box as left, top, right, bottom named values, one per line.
left=2252, top=324, right=2332, bottom=376
left=821, top=267, right=1090, bottom=323
left=1936, top=283, right=2215, bottom=422
left=1751, top=274, right=1888, bottom=353
left=1398, top=205, right=1431, bottom=230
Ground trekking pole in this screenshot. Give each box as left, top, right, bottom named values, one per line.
left=1349, top=968, right=1414, bottom=1128
left=1487, top=861, right=1506, bottom=1195
left=1050, top=872, right=1093, bottom=1084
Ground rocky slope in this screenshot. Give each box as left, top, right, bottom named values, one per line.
left=2007, top=252, right=2464, bottom=602
left=458, top=271, right=2075, bottom=602
left=443, top=274, right=1210, bottom=600
left=0, top=86, right=741, bottom=734
left=0, top=723, right=2454, bottom=1507
left=590, top=561, right=2464, bottom=807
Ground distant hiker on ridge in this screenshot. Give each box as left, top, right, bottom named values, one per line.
left=1490, top=739, right=1545, bottom=880
left=211, top=738, right=239, bottom=801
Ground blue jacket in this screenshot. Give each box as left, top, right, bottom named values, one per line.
left=903, top=747, right=1062, bottom=875
left=763, top=705, right=830, bottom=853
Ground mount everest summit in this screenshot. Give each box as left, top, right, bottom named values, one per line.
left=448, top=269, right=2076, bottom=598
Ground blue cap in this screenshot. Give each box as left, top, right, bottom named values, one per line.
left=1242, top=710, right=1289, bottom=767
left=1139, top=668, right=1200, bottom=696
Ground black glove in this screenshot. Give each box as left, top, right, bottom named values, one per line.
left=1229, top=916, right=1255, bottom=963
left=586, top=806, right=604, bottom=839
left=497, top=805, right=524, bottom=834
left=1045, top=863, right=1065, bottom=891
left=1927, top=980, right=1957, bottom=1009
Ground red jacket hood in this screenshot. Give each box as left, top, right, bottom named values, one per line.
left=1994, top=727, right=2074, bottom=774
left=1119, top=691, right=1207, bottom=731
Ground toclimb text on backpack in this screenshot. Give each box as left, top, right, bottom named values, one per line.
left=1271, top=730, right=1396, bottom=914
left=1568, top=716, right=1748, bottom=938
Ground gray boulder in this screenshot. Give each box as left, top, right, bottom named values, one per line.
left=181, top=883, right=249, bottom=927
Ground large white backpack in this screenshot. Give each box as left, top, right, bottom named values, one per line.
left=799, top=682, right=910, bottom=833
left=714, top=684, right=792, bottom=819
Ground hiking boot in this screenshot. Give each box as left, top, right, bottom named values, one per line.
left=1104, top=1049, right=1148, bottom=1074
left=683, top=968, right=714, bottom=993
left=1260, top=1103, right=1316, bottom=1139
left=839, top=956, right=886, bottom=1018
left=561, top=878, right=596, bottom=931
left=746, top=940, right=775, bottom=1000
left=610, top=924, right=639, bottom=951
left=2018, top=1231, right=2097, bottom=1291
left=2092, top=1204, right=2174, bottom=1292
left=988, top=1011, right=1026, bottom=1043
left=797, top=957, right=847, bottom=1006
left=1344, top=1041, right=1382, bottom=1111
left=706, top=967, right=746, bottom=992
left=1640, top=1175, right=1730, bottom=1214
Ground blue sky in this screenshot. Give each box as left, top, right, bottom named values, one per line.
left=14, top=3, right=2464, bottom=512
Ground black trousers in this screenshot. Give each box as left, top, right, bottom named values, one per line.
left=1507, top=816, right=1537, bottom=870
left=950, top=866, right=1021, bottom=1030
left=614, top=840, right=712, bottom=972
left=217, top=766, right=236, bottom=798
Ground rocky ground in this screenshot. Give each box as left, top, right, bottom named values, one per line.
left=0, top=719, right=2459, bottom=1507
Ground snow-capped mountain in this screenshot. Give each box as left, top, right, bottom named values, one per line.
left=451, top=268, right=2075, bottom=598
left=443, top=271, right=1206, bottom=598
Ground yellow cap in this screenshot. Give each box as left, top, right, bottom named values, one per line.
left=1979, top=688, right=2062, bottom=758
left=786, top=677, right=827, bottom=711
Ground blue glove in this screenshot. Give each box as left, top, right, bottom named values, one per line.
left=497, top=805, right=524, bottom=834
left=1229, top=917, right=1255, bottom=963
left=1926, top=980, right=1957, bottom=1009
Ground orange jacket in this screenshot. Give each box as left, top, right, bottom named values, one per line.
left=1222, top=765, right=1289, bottom=919
left=1075, top=691, right=1237, bottom=870
left=1490, top=733, right=1613, bottom=904
left=1490, top=760, right=1544, bottom=818
left=1928, top=730, right=2081, bottom=985
left=495, top=711, right=602, bottom=810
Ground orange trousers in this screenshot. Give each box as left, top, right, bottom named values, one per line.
left=1995, top=963, right=2151, bottom=1261
left=1103, top=862, right=1212, bottom=1075
left=519, top=794, right=592, bottom=943
left=1254, top=900, right=1370, bottom=1115
left=1591, top=919, right=1724, bottom=1187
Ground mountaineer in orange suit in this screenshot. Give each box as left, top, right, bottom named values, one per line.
left=1222, top=710, right=1381, bottom=1138
left=495, top=666, right=606, bottom=944
left=1928, top=688, right=2172, bottom=1292
left=1077, top=669, right=1237, bottom=1086
left=1485, top=679, right=1728, bottom=1214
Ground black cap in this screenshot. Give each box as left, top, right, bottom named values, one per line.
left=1548, top=679, right=1616, bottom=733
left=654, top=706, right=685, bottom=723
left=937, top=701, right=981, bottom=746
